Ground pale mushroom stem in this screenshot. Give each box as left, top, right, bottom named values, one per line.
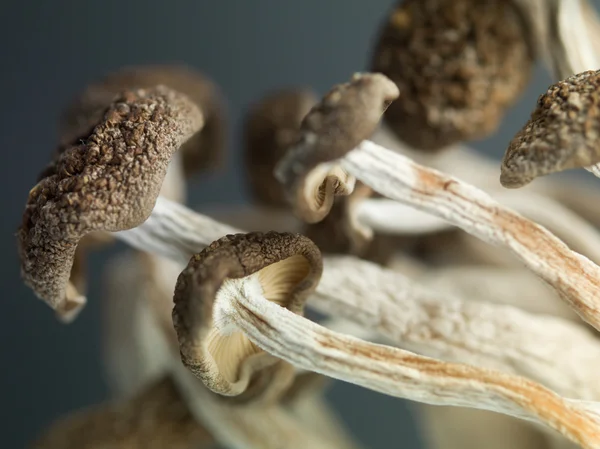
left=313, top=257, right=600, bottom=401
left=548, top=0, right=600, bottom=79
left=341, top=140, right=600, bottom=333
left=355, top=198, right=452, bottom=235
left=171, top=362, right=358, bottom=449
left=229, top=275, right=600, bottom=449
left=115, top=196, right=241, bottom=265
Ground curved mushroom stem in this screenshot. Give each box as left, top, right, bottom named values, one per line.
left=227, top=277, right=600, bottom=449
left=341, top=140, right=600, bottom=333
left=172, top=362, right=358, bottom=449
left=312, top=257, right=600, bottom=400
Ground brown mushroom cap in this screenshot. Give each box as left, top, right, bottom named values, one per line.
left=275, top=73, right=399, bottom=223
left=18, top=86, right=203, bottom=320
left=243, top=88, right=318, bottom=208
left=59, top=64, right=226, bottom=177
left=172, top=231, right=322, bottom=402
left=501, top=70, right=600, bottom=188
left=31, top=376, right=215, bottom=449
left=371, top=0, right=533, bottom=151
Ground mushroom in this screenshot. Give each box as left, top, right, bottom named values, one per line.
left=31, top=375, right=216, bottom=449
left=203, top=88, right=319, bottom=234
left=172, top=231, right=322, bottom=403
left=274, top=72, right=399, bottom=223
left=370, top=0, right=534, bottom=151
left=500, top=69, right=600, bottom=188
left=58, top=64, right=226, bottom=178
left=17, top=85, right=203, bottom=321
left=244, top=88, right=318, bottom=209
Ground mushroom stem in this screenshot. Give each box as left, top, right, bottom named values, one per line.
left=355, top=198, right=452, bottom=235
left=375, top=122, right=600, bottom=231
left=172, top=362, right=356, bottom=449
left=312, top=256, right=600, bottom=400
left=548, top=0, right=600, bottom=79
left=115, top=196, right=241, bottom=265
left=341, top=140, right=600, bottom=333
left=229, top=276, right=600, bottom=449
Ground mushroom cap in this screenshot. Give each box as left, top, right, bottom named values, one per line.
left=172, top=231, right=322, bottom=402
left=371, top=0, right=533, bottom=150
left=275, top=72, right=399, bottom=223
left=59, top=64, right=226, bottom=177
left=32, top=375, right=214, bottom=448
left=18, top=86, right=203, bottom=320
left=501, top=70, right=600, bottom=188
left=243, top=88, right=318, bottom=208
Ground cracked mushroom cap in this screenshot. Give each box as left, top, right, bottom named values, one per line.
left=59, top=64, right=226, bottom=177
left=371, top=0, right=533, bottom=150
left=172, top=232, right=322, bottom=402
left=18, top=86, right=203, bottom=321
left=501, top=70, right=600, bottom=188
left=275, top=72, right=399, bottom=223
left=243, top=88, right=318, bottom=208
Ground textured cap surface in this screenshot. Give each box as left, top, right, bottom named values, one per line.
left=59, top=65, right=226, bottom=177
left=371, top=0, right=533, bottom=150
left=501, top=70, right=600, bottom=188
left=18, top=86, right=203, bottom=317
left=173, top=231, right=322, bottom=402
left=275, top=73, right=398, bottom=223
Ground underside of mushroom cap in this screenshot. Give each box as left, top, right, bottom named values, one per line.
left=243, top=88, right=318, bottom=208
left=371, top=0, right=533, bottom=151
left=172, top=231, right=322, bottom=402
left=275, top=72, right=399, bottom=223
left=501, top=70, right=600, bottom=188
left=59, top=64, right=226, bottom=177
left=18, top=86, right=203, bottom=320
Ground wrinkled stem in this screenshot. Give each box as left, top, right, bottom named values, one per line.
left=231, top=276, right=600, bottom=449
left=342, top=141, right=600, bottom=333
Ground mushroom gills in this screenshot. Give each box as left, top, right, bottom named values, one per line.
left=208, top=255, right=312, bottom=384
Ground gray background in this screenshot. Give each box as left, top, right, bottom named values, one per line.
left=0, top=0, right=583, bottom=447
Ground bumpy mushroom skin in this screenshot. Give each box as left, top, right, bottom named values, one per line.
left=243, top=88, right=317, bottom=207
left=31, top=376, right=217, bottom=449
left=59, top=65, right=226, bottom=177
left=18, top=86, right=203, bottom=319
left=501, top=70, right=600, bottom=188
left=275, top=73, right=399, bottom=223
left=173, top=231, right=322, bottom=403
left=371, top=0, right=533, bottom=150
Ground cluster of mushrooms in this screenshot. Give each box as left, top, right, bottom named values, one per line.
left=19, top=0, right=600, bottom=448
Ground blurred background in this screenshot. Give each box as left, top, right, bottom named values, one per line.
left=0, top=0, right=587, bottom=447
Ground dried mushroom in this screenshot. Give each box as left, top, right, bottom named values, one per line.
left=243, top=88, right=318, bottom=208
left=32, top=376, right=216, bottom=449
left=18, top=86, right=203, bottom=321
left=172, top=231, right=322, bottom=403
left=59, top=64, right=226, bottom=177
left=371, top=0, right=533, bottom=150
left=501, top=69, right=600, bottom=188
left=275, top=72, right=398, bottom=223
